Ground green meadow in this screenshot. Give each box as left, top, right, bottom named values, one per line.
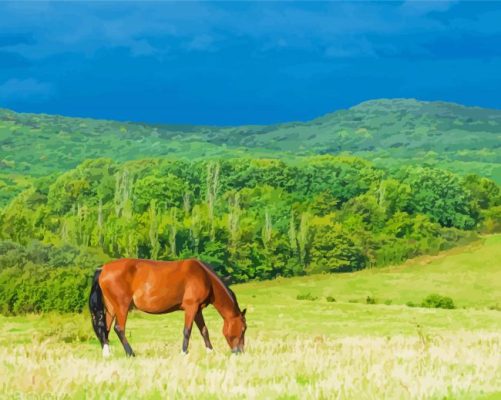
left=1, top=235, right=500, bottom=399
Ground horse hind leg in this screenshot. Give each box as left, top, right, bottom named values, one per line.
left=102, top=309, right=115, bottom=358
left=114, top=305, right=135, bottom=357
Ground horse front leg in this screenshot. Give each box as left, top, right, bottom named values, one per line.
left=182, top=305, right=198, bottom=354
left=195, top=310, right=213, bottom=351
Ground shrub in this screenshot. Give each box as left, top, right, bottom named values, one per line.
left=41, top=315, right=94, bottom=343
left=0, top=264, right=94, bottom=314
left=296, top=292, right=318, bottom=301
left=420, top=294, right=455, bottom=309
left=366, top=296, right=377, bottom=305
left=326, top=296, right=336, bottom=303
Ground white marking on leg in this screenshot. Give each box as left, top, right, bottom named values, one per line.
left=206, top=347, right=213, bottom=353
left=102, top=344, right=111, bottom=358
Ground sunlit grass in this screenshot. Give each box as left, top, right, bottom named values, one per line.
left=1, top=301, right=500, bottom=399
left=0, top=236, right=500, bottom=399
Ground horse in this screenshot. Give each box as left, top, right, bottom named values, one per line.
left=88, top=258, right=247, bottom=357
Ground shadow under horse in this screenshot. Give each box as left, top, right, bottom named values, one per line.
left=88, top=258, right=247, bottom=357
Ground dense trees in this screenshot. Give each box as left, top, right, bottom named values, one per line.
left=400, top=168, right=476, bottom=229
left=0, top=155, right=499, bottom=314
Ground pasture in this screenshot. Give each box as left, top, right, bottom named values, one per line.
left=0, top=236, right=500, bottom=399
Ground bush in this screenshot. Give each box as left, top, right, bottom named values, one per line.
left=326, top=296, right=336, bottom=303
left=0, top=264, right=94, bottom=314
left=366, top=296, right=377, bottom=304
left=296, top=292, right=318, bottom=301
left=420, top=294, right=455, bottom=309
left=41, top=315, right=94, bottom=343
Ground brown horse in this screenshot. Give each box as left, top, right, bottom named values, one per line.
left=88, top=258, right=247, bottom=357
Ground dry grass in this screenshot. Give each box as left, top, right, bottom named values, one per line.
left=0, top=322, right=500, bottom=399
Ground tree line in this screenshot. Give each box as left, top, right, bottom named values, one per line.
left=0, top=155, right=499, bottom=314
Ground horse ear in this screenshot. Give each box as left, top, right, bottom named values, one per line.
left=242, top=308, right=247, bottom=316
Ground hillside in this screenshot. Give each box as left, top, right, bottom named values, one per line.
left=237, top=234, right=501, bottom=311
left=204, top=99, right=501, bottom=154
left=1, top=99, right=500, bottom=189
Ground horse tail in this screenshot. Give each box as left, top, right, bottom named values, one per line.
left=89, top=268, right=106, bottom=346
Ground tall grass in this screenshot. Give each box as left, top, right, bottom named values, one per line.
left=0, top=330, right=499, bottom=399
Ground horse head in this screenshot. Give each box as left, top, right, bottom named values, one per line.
left=223, top=308, right=247, bottom=353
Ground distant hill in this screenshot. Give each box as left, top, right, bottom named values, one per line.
left=201, top=99, right=500, bottom=152
left=1, top=98, right=500, bottom=203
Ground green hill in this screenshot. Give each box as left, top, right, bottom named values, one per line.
left=1, top=98, right=500, bottom=184
left=204, top=99, right=501, bottom=154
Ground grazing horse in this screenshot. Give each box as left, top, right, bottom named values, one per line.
left=88, top=258, right=247, bottom=357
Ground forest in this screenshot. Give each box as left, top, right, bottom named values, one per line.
left=1, top=154, right=499, bottom=314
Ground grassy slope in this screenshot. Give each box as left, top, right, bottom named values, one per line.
left=0, top=235, right=500, bottom=399
left=238, top=234, right=501, bottom=311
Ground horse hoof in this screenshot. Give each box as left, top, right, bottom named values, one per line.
left=206, top=348, right=213, bottom=353
left=102, top=344, right=111, bottom=358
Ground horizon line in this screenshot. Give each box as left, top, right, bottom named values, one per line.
left=1, top=97, right=499, bottom=128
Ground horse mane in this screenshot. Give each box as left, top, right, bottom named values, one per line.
left=197, top=260, right=241, bottom=312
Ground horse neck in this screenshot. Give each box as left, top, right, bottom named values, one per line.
left=210, top=277, right=239, bottom=320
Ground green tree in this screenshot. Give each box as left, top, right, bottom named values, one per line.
left=309, top=223, right=367, bottom=273
left=403, top=167, right=475, bottom=229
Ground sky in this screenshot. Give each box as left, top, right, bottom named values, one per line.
left=0, top=1, right=500, bottom=125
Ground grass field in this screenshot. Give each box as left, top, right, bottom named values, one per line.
left=0, top=236, right=500, bottom=399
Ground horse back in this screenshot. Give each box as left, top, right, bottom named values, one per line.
left=99, top=258, right=212, bottom=314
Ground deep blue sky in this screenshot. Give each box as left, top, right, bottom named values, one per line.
left=0, top=1, right=500, bottom=125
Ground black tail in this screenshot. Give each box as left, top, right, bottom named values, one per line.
left=89, top=269, right=106, bottom=347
